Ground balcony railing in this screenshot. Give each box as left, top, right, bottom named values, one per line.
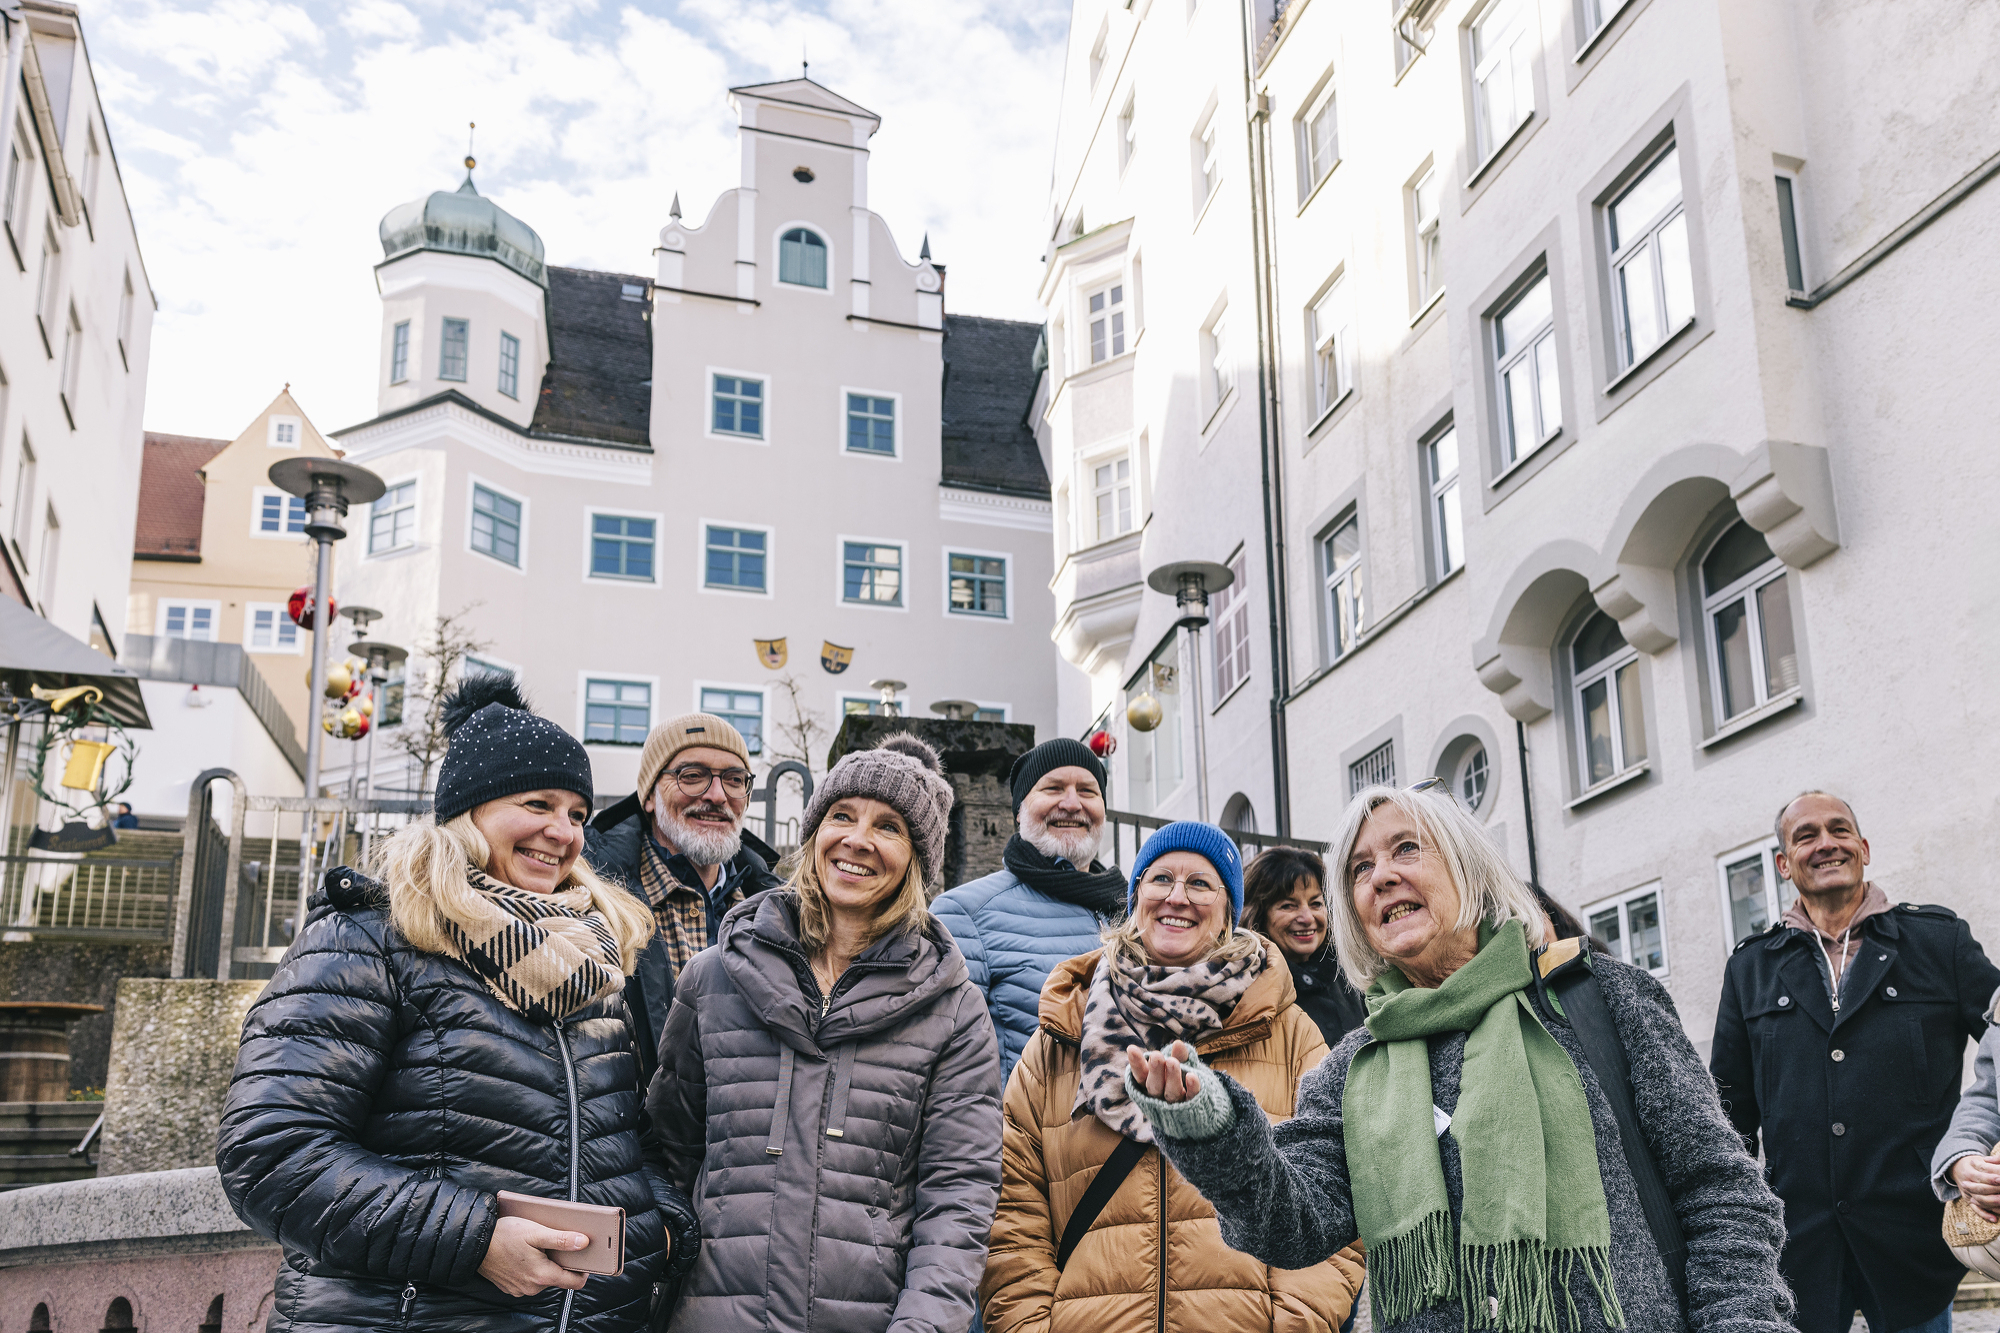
left=0, top=853, right=180, bottom=940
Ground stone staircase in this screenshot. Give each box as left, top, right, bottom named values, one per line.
left=0, top=1102, right=100, bottom=1190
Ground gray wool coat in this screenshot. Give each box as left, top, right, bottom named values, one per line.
left=647, top=890, right=1002, bottom=1333
left=1141, top=956, right=1795, bottom=1333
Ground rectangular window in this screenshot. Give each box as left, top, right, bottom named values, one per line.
left=1091, top=455, right=1134, bottom=542
left=380, top=659, right=406, bottom=725
left=1494, top=273, right=1560, bottom=464
left=843, top=542, right=904, bottom=606
left=1195, top=109, right=1221, bottom=210
left=117, top=274, right=134, bottom=370
left=271, top=420, right=298, bottom=446
left=584, top=679, right=652, bottom=745
left=700, top=687, right=765, bottom=755
left=439, top=318, right=469, bottom=381
left=1775, top=174, right=1807, bottom=295
left=1125, top=640, right=1184, bottom=814
left=80, top=128, right=100, bottom=230
left=35, top=228, right=61, bottom=339
left=59, top=305, right=81, bottom=416
left=1413, top=167, right=1443, bottom=306
left=10, top=439, right=34, bottom=549
left=2, top=135, right=23, bottom=237
left=591, top=514, right=656, bottom=581
left=705, top=526, right=767, bottom=591
left=37, top=505, right=57, bottom=606
left=1348, top=740, right=1395, bottom=796
left=1212, top=550, right=1251, bottom=700
left=1701, top=523, right=1797, bottom=722
left=1572, top=612, right=1646, bottom=786
left=1309, top=280, right=1350, bottom=417
left=1089, top=21, right=1109, bottom=89
left=1609, top=145, right=1694, bottom=368
left=1322, top=515, right=1364, bottom=659
left=369, top=480, right=416, bottom=553
left=712, top=374, right=764, bottom=438
left=498, top=332, right=520, bottom=398
left=247, top=605, right=301, bottom=653
left=948, top=553, right=1007, bottom=617
left=1119, top=90, right=1139, bottom=170
left=1586, top=884, right=1665, bottom=974
left=257, top=492, right=308, bottom=535
left=1580, top=0, right=1631, bottom=41
left=1427, top=425, right=1463, bottom=577
left=1471, top=0, right=1535, bottom=163
left=158, top=600, right=216, bottom=641
left=1718, top=840, right=1795, bottom=949
left=1089, top=284, right=1127, bottom=364
left=1204, top=308, right=1232, bottom=409
left=846, top=394, right=896, bottom=455
left=470, top=484, right=522, bottom=566
left=390, top=321, right=410, bottom=383
left=778, top=229, right=829, bottom=288
left=1393, top=0, right=1421, bottom=74
left=1303, top=86, right=1339, bottom=194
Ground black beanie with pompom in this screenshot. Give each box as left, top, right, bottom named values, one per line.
left=431, top=673, right=595, bottom=825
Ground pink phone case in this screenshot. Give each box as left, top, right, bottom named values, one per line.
left=495, top=1190, right=627, bottom=1276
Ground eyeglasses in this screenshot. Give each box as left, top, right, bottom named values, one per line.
left=663, top=764, right=754, bottom=796
left=1407, top=777, right=1449, bottom=795
left=1138, top=871, right=1222, bottom=904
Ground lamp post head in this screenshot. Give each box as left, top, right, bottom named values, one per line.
left=867, top=678, right=908, bottom=716
left=341, top=605, right=384, bottom=634
left=268, top=458, right=389, bottom=543
left=1145, top=559, right=1236, bottom=629
left=929, top=699, right=979, bottom=721
left=348, top=640, right=409, bottom=679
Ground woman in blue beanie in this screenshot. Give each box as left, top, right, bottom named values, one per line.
left=981, top=820, right=1363, bottom=1333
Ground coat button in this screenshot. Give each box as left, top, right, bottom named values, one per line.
left=1832, top=1123, right=1846, bottom=1136
left=1831, top=1050, right=1845, bottom=1062
left=1778, top=996, right=1791, bottom=1007
left=1886, top=987, right=1899, bottom=998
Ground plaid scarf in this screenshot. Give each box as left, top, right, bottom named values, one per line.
left=636, top=835, right=743, bottom=979
left=444, top=867, right=626, bottom=1023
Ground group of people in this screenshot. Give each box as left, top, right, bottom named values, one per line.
left=212, top=675, right=2000, bottom=1333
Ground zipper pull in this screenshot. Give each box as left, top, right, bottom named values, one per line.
left=399, top=1284, right=417, bottom=1315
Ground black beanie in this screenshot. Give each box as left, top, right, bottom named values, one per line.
left=431, top=673, right=595, bottom=825
left=1008, top=738, right=1108, bottom=812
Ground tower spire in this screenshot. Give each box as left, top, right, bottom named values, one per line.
left=920, top=232, right=932, bottom=261
left=461, top=121, right=478, bottom=192
left=669, top=192, right=682, bottom=221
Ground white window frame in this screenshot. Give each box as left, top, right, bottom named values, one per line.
left=367, top=476, right=419, bottom=557
left=1084, top=448, right=1136, bottom=545
left=438, top=316, right=469, bottom=382
left=693, top=681, right=770, bottom=757
left=155, top=598, right=221, bottom=642
left=774, top=223, right=833, bottom=292
left=1580, top=0, right=1633, bottom=44
left=1087, top=282, right=1128, bottom=364
left=34, top=224, right=61, bottom=338
left=1570, top=612, right=1646, bottom=790
left=1412, top=166, right=1443, bottom=308
left=1118, top=89, right=1139, bottom=171
left=267, top=416, right=301, bottom=449
left=1089, top=19, right=1110, bottom=90
left=1348, top=740, right=1395, bottom=795
left=1471, top=0, right=1536, bottom=166
left=1425, top=423, right=1463, bottom=578
left=1307, top=275, right=1351, bottom=421
left=1775, top=169, right=1809, bottom=297
left=578, top=672, right=660, bottom=747
left=58, top=305, right=80, bottom=420
left=706, top=366, right=770, bottom=443
left=1299, top=78, right=1339, bottom=199
left=1322, top=513, right=1364, bottom=660
left=250, top=486, right=308, bottom=540
left=1493, top=272, right=1561, bottom=467
left=840, top=386, right=902, bottom=459
left=943, top=547, right=1012, bottom=622
left=1607, top=143, right=1694, bottom=370
left=1202, top=303, right=1233, bottom=420
left=1699, top=526, right=1798, bottom=723
left=1211, top=549, right=1251, bottom=703
left=463, top=652, right=520, bottom=684
left=465, top=476, right=528, bottom=573
left=1193, top=104, right=1222, bottom=217
left=244, top=602, right=303, bottom=655
left=699, top=519, right=774, bottom=598
left=1454, top=742, right=1491, bottom=812
left=2, top=121, right=31, bottom=240
left=584, top=507, right=664, bottom=586
left=389, top=320, right=410, bottom=384
left=837, top=535, right=910, bottom=612
left=1716, top=837, right=1795, bottom=952
left=10, top=437, right=36, bottom=553
left=1584, top=881, right=1668, bottom=976
left=116, top=273, right=134, bottom=371
left=498, top=331, right=521, bottom=399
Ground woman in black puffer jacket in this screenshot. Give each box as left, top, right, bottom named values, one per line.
left=217, top=675, right=698, bottom=1332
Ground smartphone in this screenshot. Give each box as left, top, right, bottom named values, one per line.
left=495, top=1191, right=627, bottom=1276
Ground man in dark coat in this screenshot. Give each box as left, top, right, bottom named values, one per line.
left=1712, top=790, right=2000, bottom=1333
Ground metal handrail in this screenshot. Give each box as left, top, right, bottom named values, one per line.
left=1102, top=808, right=1327, bottom=869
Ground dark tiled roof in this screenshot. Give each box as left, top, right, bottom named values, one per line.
left=530, top=266, right=653, bottom=447
left=940, top=314, right=1049, bottom=497
left=134, top=432, right=227, bottom=558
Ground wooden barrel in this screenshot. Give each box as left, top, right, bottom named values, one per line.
left=0, top=1002, right=105, bottom=1103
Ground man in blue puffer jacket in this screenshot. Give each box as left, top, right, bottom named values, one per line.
left=932, top=738, right=1128, bottom=1082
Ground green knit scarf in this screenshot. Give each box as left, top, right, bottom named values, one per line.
left=1342, top=920, right=1623, bottom=1333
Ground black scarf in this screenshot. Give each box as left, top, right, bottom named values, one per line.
left=1002, top=833, right=1127, bottom=919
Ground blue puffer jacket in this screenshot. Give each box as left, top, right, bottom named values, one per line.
left=931, top=868, right=1109, bottom=1082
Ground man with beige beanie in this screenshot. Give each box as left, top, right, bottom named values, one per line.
left=585, top=712, right=785, bottom=1079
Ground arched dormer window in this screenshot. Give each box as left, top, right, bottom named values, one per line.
left=779, top=228, right=828, bottom=288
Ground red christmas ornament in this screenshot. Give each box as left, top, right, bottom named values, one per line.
left=1087, top=729, right=1117, bottom=759
left=287, top=587, right=336, bottom=630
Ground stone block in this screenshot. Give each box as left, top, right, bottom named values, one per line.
left=827, top=716, right=1037, bottom=889
left=96, top=979, right=265, bottom=1177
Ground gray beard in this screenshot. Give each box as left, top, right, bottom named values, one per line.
left=1022, top=811, right=1100, bottom=867
left=655, top=806, right=743, bottom=868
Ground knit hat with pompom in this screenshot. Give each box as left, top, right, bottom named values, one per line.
left=431, top=673, right=595, bottom=825
left=800, top=733, right=956, bottom=893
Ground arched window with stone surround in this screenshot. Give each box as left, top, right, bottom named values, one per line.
left=1569, top=609, right=1646, bottom=790
left=778, top=228, right=828, bottom=288
left=1699, top=520, right=1798, bottom=724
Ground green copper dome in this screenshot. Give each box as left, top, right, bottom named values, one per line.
left=378, top=177, right=546, bottom=287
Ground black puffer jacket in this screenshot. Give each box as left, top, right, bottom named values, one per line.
left=217, top=867, right=698, bottom=1333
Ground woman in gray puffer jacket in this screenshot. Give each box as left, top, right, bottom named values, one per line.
left=648, top=735, right=1001, bottom=1333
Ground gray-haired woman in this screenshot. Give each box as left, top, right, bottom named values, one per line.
left=1122, top=784, right=1795, bottom=1333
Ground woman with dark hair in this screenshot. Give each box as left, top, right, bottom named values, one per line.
left=1239, top=847, right=1366, bottom=1047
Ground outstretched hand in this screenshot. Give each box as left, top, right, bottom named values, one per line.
left=1126, top=1041, right=1201, bottom=1103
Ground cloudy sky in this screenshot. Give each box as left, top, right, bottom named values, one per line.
left=84, top=0, right=1072, bottom=439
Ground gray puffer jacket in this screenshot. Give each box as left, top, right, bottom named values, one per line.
left=647, top=890, right=1002, bottom=1333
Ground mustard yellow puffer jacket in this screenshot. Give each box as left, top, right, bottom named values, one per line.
left=982, top=948, right=1366, bottom=1333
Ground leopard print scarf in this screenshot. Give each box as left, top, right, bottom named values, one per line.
left=1073, top=937, right=1271, bottom=1142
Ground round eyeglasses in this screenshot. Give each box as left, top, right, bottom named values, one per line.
left=663, top=764, right=754, bottom=796
left=1138, top=871, right=1222, bottom=904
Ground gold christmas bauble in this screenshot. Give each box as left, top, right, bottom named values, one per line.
left=1126, top=693, right=1163, bottom=733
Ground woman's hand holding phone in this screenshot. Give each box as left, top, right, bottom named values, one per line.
left=479, top=1214, right=592, bottom=1296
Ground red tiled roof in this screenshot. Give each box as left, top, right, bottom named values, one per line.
left=134, top=432, right=227, bottom=558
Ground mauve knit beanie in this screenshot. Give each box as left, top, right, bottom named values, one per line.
left=431, top=673, right=595, bottom=825
left=799, top=733, right=955, bottom=893
left=1128, top=820, right=1246, bottom=921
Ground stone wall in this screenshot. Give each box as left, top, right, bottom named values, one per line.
left=0, top=941, right=169, bottom=1092
left=97, top=979, right=266, bottom=1177
left=826, top=716, right=1036, bottom=890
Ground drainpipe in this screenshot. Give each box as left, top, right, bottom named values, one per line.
left=1516, top=720, right=1542, bottom=889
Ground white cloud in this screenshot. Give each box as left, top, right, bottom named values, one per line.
left=82, top=0, right=1069, bottom=440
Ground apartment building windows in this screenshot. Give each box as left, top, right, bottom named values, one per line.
left=470, top=484, right=523, bottom=567
left=10, top=440, right=34, bottom=554
left=1300, top=81, right=1339, bottom=196
left=1701, top=520, right=1798, bottom=723
left=947, top=552, right=1008, bottom=618
left=712, top=374, right=765, bottom=438
left=699, top=687, right=764, bottom=754
left=256, top=491, right=308, bottom=536
left=1609, top=145, right=1694, bottom=369
left=80, top=128, right=101, bottom=235
left=847, top=393, right=897, bottom=456
left=116, top=275, right=134, bottom=370
left=2, top=127, right=26, bottom=245
left=1194, top=107, right=1221, bottom=214
left=1580, top=0, right=1632, bottom=42
left=390, top=321, right=410, bottom=383
left=1091, top=455, right=1134, bottom=542
left=1775, top=172, right=1808, bottom=296
left=59, top=306, right=81, bottom=422
left=1426, top=424, right=1463, bottom=577
left=1089, top=284, right=1127, bottom=363
left=1571, top=610, right=1645, bottom=787
left=1322, top=514, right=1364, bottom=660
left=35, top=228, right=61, bottom=349
left=584, top=679, right=652, bottom=745
left=1203, top=306, right=1233, bottom=414
left=1412, top=167, right=1443, bottom=307
left=439, top=318, right=469, bottom=381
left=37, top=506, right=57, bottom=607
left=1471, top=0, right=1536, bottom=164
left=157, top=600, right=218, bottom=641
left=704, top=525, right=768, bottom=593
left=1308, top=278, right=1350, bottom=418
left=1089, top=20, right=1110, bottom=90
left=1349, top=740, right=1395, bottom=795
left=779, top=228, right=828, bottom=288
left=1718, top=838, right=1793, bottom=948
left=1495, top=273, right=1560, bottom=464
left=1119, top=91, right=1139, bottom=171
left=1586, top=884, right=1665, bottom=974
left=247, top=605, right=301, bottom=653
left=370, top=480, right=416, bottom=554
left=843, top=542, right=904, bottom=607
left=590, top=514, right=656, bottom=581
left=498, top=332, right=521, bottom=398
left=269, top=418, right=299, bottom=447
left=1211, top=550, right=1251, bottom=701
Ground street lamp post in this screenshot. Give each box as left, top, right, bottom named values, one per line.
left=1144, top=560, right=1235, bottom=823
left=348, top=634, right=407, bottom=867
left=868, top=679, right=907, bottom=717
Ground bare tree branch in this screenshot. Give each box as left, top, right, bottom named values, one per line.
left=387, top=607, right=490, bottom=796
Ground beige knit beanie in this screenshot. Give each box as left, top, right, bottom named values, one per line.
left=637, top=713, right=753, bottom=797
left=799, top=734, right=955, bottom=892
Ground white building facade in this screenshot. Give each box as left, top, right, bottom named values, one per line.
left=333, top=79, right=1056, bottom=809
left=1041, top=0, right=2000, bottom=1043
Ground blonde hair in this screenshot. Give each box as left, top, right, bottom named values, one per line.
left=789, top=841, right=931, bottom=958
left=1326, top=784, right=1547, bottom=989
left=1102, top=853, right=1264, bottom=969
left=372, top=813, right=655, bottom=973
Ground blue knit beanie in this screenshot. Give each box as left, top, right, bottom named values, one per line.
left=1127, top=820, right=1245, bottom=921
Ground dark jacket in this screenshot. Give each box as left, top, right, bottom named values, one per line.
left=1710, top=899, right=2000, bottom=1333
left=647, top=890, right=1002, bottom=1333
left=583, top=795, right=785, bottom=1082
left=1281, top=945, right=1367, bottom=1050
left=216, top=867, right=698, bottom=1333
